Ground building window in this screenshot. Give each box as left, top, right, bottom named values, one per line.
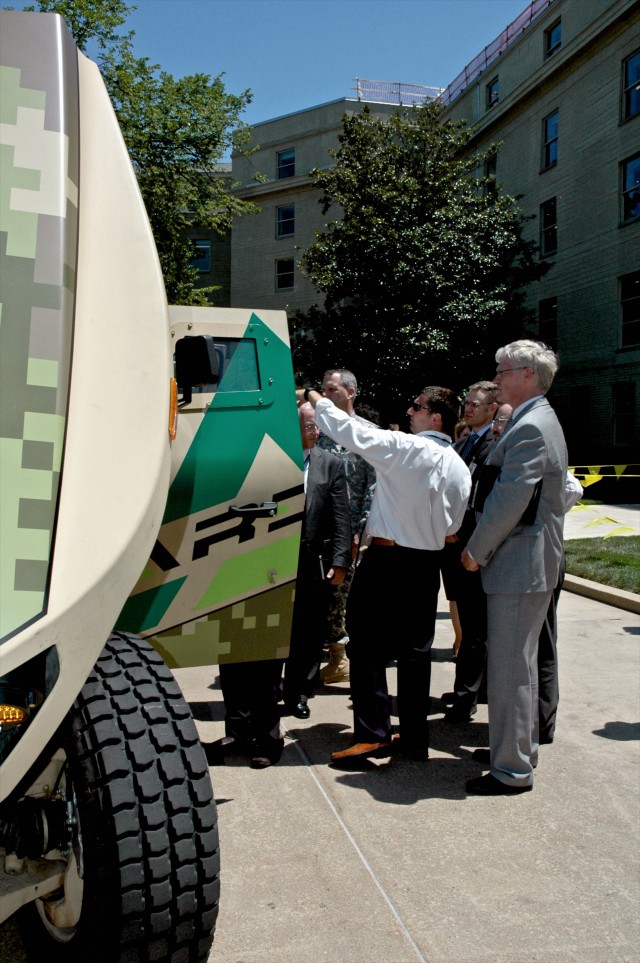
left=275, top=258, right=294, bottom=290
left=483, top=153, right=497, bottom=194
left=277, top=148, right=295, bottom=180
left=622, top=50, right=640, bottom=121
left=538, top=297, right=558, bottom=350
left=542, top=110, right=559, bottom=170
left=540, top=197, right=557, bottom=256
left=612, top=382, right=635, bottom=446
left=544, top=20, right=561, bottom=59
left=620, top=271, right=640, bottom=347
left=190, top=239, right=211, bottom=273
left=486, top=77, right=499, bottom=110
left=621, top=153, right=640, bottom=222
left=276, top=204, right=295, bottom=238
left=568, top=385, right=591, bottom=451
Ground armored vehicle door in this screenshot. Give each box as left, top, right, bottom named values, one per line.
left=116, top=305, right=303, bottom=668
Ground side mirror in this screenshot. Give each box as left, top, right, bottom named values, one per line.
left=175, top=335, right=219, bottom=405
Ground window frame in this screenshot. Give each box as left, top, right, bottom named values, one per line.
left=540, top=197, right=557, bottom=256
left=621, top=152, right=640, bottom=223
left=486, top=77, right=499, bottom=110
left=542, top=109, right=559, bottom=170
left=275, top=258, right=295, bottom=291
left=538, top=296, right=558, bottom=350
left=622, top=49, right=640, bottom=122
left=612, top=382, right=636, bottom=446
left=276, top=148, right=295, bottom=180
left=544, top=19, right=561, bottom=59
left=189, top=239, right=211, bottom=274
left=620, top=271, right=640, bottom=348
left=276, top=203, right=295, bottom=238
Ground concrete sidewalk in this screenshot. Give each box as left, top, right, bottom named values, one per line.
left=179, top=587, right=639, bottom=963
left=2, top=511, right=637, bottom=961
left=1, top=589, right=638, bottom=962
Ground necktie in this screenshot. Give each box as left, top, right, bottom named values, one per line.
left=461, top=431, right=479, bottom=463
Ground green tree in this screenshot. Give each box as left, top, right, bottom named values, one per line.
left=292, top=103, right=549, bottom=414
left=23, top=0, right=255, bottom=304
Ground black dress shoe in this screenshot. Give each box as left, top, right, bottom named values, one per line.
left=283, top=696, right=310, bottom=719
left=472, top=748, right=491, bottom=764
left=205, top=736, right=254, bottom=765
left=250, top=755, right=275, bottom=769
left=466, top=774, right=532, bottom=796
left=391, top=736, right=429, bottom=762
left=443, top=704, right=477, bottom=723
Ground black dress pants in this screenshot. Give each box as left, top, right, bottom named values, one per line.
left=219, top=659, right=284, bottom=761
left=345, top=543, right=440, bottom=748
left=538, top=554, right=565, bottom=741
left=283, top=548, right=332, bottom=703
left=452, top=566, right=488, bottom=712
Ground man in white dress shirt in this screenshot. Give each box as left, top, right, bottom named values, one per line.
left=301, top=385, right=471, bottom=762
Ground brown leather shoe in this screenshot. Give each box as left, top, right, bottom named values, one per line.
left=331, top=741, right=390, bottom=761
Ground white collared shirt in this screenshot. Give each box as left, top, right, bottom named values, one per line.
left=315, top=399, right=471, bottom=549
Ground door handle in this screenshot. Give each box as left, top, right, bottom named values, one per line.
left=229, top=501, right=277, bottom=518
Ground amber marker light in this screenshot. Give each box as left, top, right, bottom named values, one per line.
left=169, top=377, right=178, bottom=441
left=0, top=685, right=35, bottom=730
left=0, top=704, right=27, bottom=729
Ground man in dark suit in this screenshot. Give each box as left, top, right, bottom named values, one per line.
left=441, top=381, right=497, bottom=722
left=462, top=341, right=568, bottom=796
left=281, top=403, right=351, bottom=718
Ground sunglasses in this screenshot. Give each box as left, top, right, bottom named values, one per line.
left=410, top=401, right=431, bottom=412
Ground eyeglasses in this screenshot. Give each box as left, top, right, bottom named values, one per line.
left=410, top=401, right=431, bottom=412
left=303, top=424, right=317, bottom=432
left=464, top=400, right=489, bottom=409
left=492, top=416, right=510, bottom=424
left=495, top=366, right=529, bottom=376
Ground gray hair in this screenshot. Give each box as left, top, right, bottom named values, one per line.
left=323, top=368, right=358, bottom=396
left=496, top=340, right=559, bottom=394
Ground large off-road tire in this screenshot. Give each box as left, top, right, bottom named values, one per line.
left=18, top=631, right=220, bottom=962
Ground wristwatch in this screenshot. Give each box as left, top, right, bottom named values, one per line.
left=303, top=386, right=317, bottom=401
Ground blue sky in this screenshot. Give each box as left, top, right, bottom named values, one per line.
left=123, top=0, right=528, bottom=126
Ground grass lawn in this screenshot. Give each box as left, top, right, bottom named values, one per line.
left=564, top=536, right=640, bottom=595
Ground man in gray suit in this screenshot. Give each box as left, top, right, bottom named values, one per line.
left=461, top=341, right=568, bottom=796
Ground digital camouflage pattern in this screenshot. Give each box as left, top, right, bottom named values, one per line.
left=117, top=310, right=304, bottom=666
left=0, top=14, right=79, bottom=642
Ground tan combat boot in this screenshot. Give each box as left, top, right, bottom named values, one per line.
left=320, top=641, right=349, bottom=683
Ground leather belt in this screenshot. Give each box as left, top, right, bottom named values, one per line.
left=371, top=537, right=396, bottom=547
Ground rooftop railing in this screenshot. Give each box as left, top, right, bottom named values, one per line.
left=354, top=0, right=555, bottom=110
left=353, top=78, right=444, bottom=105
left=440, top=0, right=555, bottom=105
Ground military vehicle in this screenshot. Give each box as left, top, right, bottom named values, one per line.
left=0, top=11, right=302, bottom=960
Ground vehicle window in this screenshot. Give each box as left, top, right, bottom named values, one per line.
left=192, top=338, right=260, bottom=394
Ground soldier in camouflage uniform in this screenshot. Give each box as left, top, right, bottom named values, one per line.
left=314, top=370, right=377, bottom=682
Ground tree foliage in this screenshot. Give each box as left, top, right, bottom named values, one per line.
left=292, top=103, right=549, bottom=414
left=24, top=0, right=255, bottom=304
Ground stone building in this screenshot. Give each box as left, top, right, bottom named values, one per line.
left=218, top=0, right=639, bottom=465
left=440, top=0, right=639, bottom=464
